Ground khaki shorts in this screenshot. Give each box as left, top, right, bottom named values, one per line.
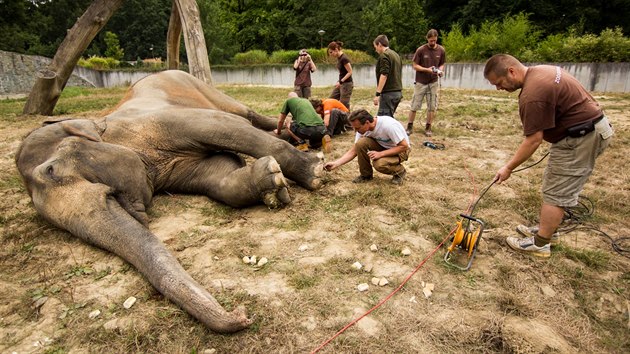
left=410, top=82, right=438, bottom=112
left=542, top=116, right=613, bottom=207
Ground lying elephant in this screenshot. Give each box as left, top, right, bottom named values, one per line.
left=15, top=70, right=324, bottom=333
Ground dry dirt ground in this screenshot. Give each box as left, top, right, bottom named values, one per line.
left=0, top=83, right=629, bottom=354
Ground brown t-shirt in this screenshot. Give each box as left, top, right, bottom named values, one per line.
left=412, top=44, right=445, bottom=85
left=294, top=61, right=315, bottom=87
left=519, top=65, right=602, bottom=143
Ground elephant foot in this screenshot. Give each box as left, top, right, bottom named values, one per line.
left=301, top=153, right=326, bottom=190
left=254, top=156, right=291, bottom=209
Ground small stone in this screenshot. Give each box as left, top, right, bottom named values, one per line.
left=540, top=285, right=556, bottom=298
left=203, top=349, right=217, bottom=354
left=363, top=264, right=373, bottom=273
left=88, top=309, right=101, bottom=319
left=242, top=256, right=251, bottom=264
left=370, top=244, right=378, bottom=252
left=351, top=261, right=363, bottom=270
left=249, top=255, right=257, bottom=265
left=357, top=283, right=369, bottom=292
left=378, top=277, right=389, bottom=286
left=213, top=256, right=219, bottom=260
left=371, top=277, right=380, bottom=285
left=32, top=296, right=48, bottom=309
left=298, top=244, right=309, bottom=252
left=409, top=296, right=417, bottom=303
left=401, top=247, right=411, bottom=256
left=422, top=283, right=435, bottom=298
left=123, top=296, right=137, bottom=309
left=257, top=257, right=268, bottom=267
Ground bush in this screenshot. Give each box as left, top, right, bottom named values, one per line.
left=269, top=50, right=299, bottom=64
left=76, top=56, right=120, bottom=70
left=232, top=50, right=268, bottom=65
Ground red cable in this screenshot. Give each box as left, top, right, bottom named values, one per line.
left=310, top=167, right=479, bottom=353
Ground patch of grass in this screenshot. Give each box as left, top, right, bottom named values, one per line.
left=555, top=244, right=610, bottom=269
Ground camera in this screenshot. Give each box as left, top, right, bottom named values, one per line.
left=432, top=66, right=443, bottom=75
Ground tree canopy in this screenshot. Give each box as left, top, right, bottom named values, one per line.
left=1, top=0, right=628, bottom=63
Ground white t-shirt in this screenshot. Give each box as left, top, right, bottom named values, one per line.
left=355, top=115, right=410, bottom=149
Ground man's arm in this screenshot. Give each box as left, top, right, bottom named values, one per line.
left=323, top=113, right=330, bottom=128
left=324, top=145, right=357, bottom=171
left=275, top=113, right=287, bottom=135
left=495, top=131, right=543, bottom=183
left=368, top=139, right=409, bottom=160
left=373, top=74, right=388, bottom=106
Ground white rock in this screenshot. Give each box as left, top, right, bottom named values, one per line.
left=371, top=277, right=380, bottom=285
left=213, top=256, right=219, bottom=260
left=203, top=349, right=217, bottom=354
left=298, top=244, right=309, bottom=252
left=401, top=247, right=411, bottom=256
left=378, top=278, right=389, bottom=286
left=422, top=283, right=435, bottom=298
left=242, top=256, right=251, bottom=264
left=370, top=244, right=378, bottom=252
left=88, top=309, right=101, bottom=319
left=409, top=296, right=418, bottom=303
left=357, top=283, right=369, bottom=292
left=123, top=296, right=137, bottom=309
left=540, top=285, right=556, bottom=298
left=363, top=264, right=373, bottom=273
left=249, top=255, right=257, bottom=265
left=257, top=257, right=268, bottom=267
left=351, top=261, right=363, bottom=270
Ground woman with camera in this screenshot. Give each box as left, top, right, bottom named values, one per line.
left=294, top=49, right=317, bottom=98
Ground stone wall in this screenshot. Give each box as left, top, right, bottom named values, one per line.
left=2, top=50, right=629, bottom=94
left=0, top=50, right=92, bottom=96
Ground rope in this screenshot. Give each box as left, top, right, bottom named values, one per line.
left=310, top=167, right=479, bottom=353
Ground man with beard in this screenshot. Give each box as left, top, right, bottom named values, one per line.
left=406, top=29, right=446, bottom=137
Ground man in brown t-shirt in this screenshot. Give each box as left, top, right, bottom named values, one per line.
left=406, top=29, right=445, bottom=136
left=484, top=54, right=613, bottom=258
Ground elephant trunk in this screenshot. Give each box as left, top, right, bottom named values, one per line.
left=48, top=185, right=252, bottom=333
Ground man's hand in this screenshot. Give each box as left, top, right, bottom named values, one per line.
left=367, top=150, right=382, bottom=160
left=273, top=128, right=280, bottom=135
left=495, top=165, right=513, bottom=184
left=324, top=161, right=337, bottom=171
left=373, top=96, right=379, bottom=106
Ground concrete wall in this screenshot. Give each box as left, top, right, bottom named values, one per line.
left=2, top=50, right=629, bottom=94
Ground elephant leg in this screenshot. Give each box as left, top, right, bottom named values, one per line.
left=166, top=152, right=291, bottom=208
left=156, top=110, right=325, bottom=190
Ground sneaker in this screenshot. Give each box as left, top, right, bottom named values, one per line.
left=391, top=169, right=406, bottom=185
left=322, top=134, right=332, bottom=153
left=424, top=129, right=433, bottom=137
left=505, top=236, right=551, bottom=258
left=516, top=224, right=560, bottom=245
left=406, top=125, right=413, bottom=135
left=352, top=175, right=373, bottom=183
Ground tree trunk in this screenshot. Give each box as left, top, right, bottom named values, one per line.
left=174, top=0, right=212, bottom=85
left=23, top=0, right=124, bottom=116
left=166, top=1, right=182, bottom=70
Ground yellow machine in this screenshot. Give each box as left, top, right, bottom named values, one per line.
left=444, top=213, right=485, bottom=271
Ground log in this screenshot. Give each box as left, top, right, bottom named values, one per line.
left=166, top=1, right=182, bottom=70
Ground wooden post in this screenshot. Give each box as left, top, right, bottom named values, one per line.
left=166, top=1, right=182, bottom=70
left=174, top=0, right=213, bottom=85
left=23, top=0, right=124, bottom=115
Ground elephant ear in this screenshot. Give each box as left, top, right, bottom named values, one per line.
left=59, top=120, right=102, bottom=142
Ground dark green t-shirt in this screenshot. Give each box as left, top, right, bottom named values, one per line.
left=376, top=48, right=403, bottom=93
left=281, top=97, right=324, bottom=127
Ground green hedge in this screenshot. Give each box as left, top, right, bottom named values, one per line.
left=231, top=48, right=376, bottom=65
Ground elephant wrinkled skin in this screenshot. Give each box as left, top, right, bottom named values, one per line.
left=15, top=70, right=324, bottom=333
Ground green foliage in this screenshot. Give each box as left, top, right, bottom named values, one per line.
left=77, top=56, right=120, bottom=70
left=444, top=13, right=630, bottom=62
left=103, top=31, right=124, bottom=60
left=232, top=50, right=269, bottom=65
left=269, top=50, right=299, bottom=64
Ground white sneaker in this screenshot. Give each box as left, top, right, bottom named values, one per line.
left=506, top=236, right=551, bottom=258
left=516, top=224, right=560, bottom=245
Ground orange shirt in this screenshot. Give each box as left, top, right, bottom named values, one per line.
left=322, top=98, right=349, bottom=115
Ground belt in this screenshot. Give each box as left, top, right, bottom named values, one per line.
left=566, top=115, right=604, bottom=138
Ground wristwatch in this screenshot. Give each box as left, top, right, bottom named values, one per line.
left=375, top=92, right=381, bottom=96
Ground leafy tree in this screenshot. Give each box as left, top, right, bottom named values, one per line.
left=104, top=31, right=124, bottom=60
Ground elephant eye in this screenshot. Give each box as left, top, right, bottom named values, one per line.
left=46, top=165, right=54, bottom=177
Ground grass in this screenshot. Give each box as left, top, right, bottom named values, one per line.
left=1, top=82, right=629, bottom=353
